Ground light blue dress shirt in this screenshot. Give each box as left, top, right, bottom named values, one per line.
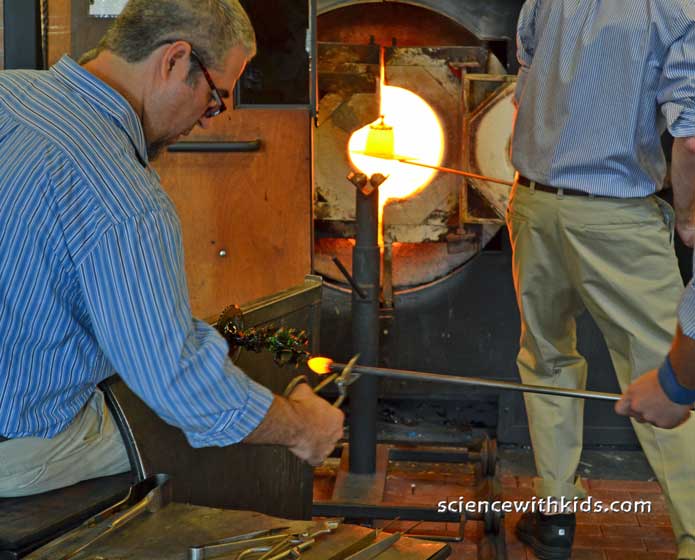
left=513, top=0, right=695, bottom=339
left=0, top=56, right=273, bottom=446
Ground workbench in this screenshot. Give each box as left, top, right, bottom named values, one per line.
left=25, top=502, right=450, bottom=559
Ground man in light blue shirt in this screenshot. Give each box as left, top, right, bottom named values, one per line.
left=508, top=1, right=695, bottom=558
left=0, top=0, right=344, bottom=497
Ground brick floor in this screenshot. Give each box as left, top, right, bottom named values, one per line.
left=314, top=465, right=676, bottom=559
left=505, top=476, right=676, bottom=560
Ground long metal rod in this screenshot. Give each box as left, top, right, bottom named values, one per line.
left=330, top=363, right=620, bottom=402
left=357, top=152, right=514, bottom=186
left=396, top=158, right=514, bottom=186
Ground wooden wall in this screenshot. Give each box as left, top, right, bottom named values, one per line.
left=48, top=0, right=72, bottom=65
left=46, top=1, right=313, bottom=319
left=155, top=113, right=313, bottom=319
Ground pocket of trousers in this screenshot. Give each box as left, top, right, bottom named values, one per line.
left=654, top=197, right=675, bottom=245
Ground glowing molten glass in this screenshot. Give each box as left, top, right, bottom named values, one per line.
left=348, top=84, right=445, bottom=242
left=308, top=357, right=334, bottom=375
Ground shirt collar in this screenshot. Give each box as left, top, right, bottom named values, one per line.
left=50, top=55, right=149, bottom=166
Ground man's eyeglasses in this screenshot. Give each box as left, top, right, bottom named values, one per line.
left=189, top=49, right=227, bottom=118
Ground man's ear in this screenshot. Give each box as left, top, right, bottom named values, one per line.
left=159, top=41, right=191, bottom=82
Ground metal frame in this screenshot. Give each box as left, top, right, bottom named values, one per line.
left=234, top=0, right=315, bottom=110
left=3, top=0, right=42, bottom=70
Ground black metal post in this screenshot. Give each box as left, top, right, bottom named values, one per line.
left=349, top=185, right=380, bottom=474
left=4, top=0, right=43, bottom=70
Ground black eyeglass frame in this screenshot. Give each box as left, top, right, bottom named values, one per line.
left=189, top=49, right=227, bottom=118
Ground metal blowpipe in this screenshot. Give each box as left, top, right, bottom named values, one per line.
left=310, top=359, right=621, bottom=402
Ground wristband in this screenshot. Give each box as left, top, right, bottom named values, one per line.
left=658, top=355, right=695, bottom=405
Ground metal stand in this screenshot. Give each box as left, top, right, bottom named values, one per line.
left=312, top=438, right=506, bottom=558
left=326, top=173, right=506, bottom=558
left=349, top=174, right=381, bottom=474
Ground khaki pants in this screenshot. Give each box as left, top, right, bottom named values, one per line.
left=0, top=390, right=131, bottom=497
left=506, top=182, right=695, bottom=557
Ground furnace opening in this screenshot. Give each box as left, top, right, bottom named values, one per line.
left=348, top=77, right=444, bottom=244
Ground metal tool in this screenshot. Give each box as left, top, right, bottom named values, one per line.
left=27, top=474, right=171, bottom=560
left=285, top=355, right=360, bottom=407
left=318, top=360, right=621, bottom=402
left=344, top=532, right=401, bottom=560
left=325, top=518, right=402, bottom=560
left=263, top=538, right=316, bottom=560
left=193, top=519, right=341, bottom=560
left=252, top=519, right=341, bottom=560
left=343, top=521, right=422, bottom=560
left=188, top=527, right=291, bottom=560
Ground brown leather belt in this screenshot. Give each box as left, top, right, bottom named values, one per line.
left=517, top=174, right=592, bottom=197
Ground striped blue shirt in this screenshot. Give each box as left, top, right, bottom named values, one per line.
left=681, top=271, right=695, bottom=339
left=0, top=56, right=273, bottom=446
left=512, top=0, right=695, bottom=197
left=512, top=0, right=695, bottom=341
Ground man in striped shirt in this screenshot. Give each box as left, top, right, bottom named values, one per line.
left=0, top=0, right=343, bottom=498
left=507, top=1, right=695, bottom=558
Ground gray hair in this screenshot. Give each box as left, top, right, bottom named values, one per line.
left=82, top=0, right=256, bottom=71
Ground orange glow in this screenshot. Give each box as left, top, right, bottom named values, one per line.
left=348, top=56, right=445, bottom=244
left=308, top=357, right=334, bottom=375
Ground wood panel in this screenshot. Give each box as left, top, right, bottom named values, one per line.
left=47, top=0, right=71, bottom=66
left=154, top=109, right=313, bottom=318
left=42, top=0, right=313, bottom=318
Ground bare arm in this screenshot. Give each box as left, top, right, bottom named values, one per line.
left=243, top=383, right=344, bottom=466
left=615, top=326, right=695, bottom=428
left=671, top=137, right=695, bottom=247
left=670, top=325, right=695, bottom=389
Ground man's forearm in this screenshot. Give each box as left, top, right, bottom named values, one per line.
left=241, top=383, right=345, bottom=466
left=670, top=137, right=695, bottom=229
left=669, top=325, right=695, bottom=390
left=243, top=395, right=301, bottom=447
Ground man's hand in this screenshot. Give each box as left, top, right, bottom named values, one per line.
left=615, top=370, right=691, bottom=429
left=285, top=383, right=344, bottom=465
left=677, top=221, right=695, bottom=248
left=244, top=383, right=344, bottom=466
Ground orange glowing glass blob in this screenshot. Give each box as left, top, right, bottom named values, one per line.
left=348, top=84, right=445, bottom=239
left=308, top=356, right=334, bottom=375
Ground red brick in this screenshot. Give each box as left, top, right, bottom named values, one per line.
left=576, top=512, right=638, bottom=526
left=604, top=552, right=673, bottom=560
left=573, top=534, right=645, bottom=551
left=601, top=525, right=673, bottom=540
left=501, top=474, right=518, bottom=488
left=585, top=490, right=633, bottom=502
left=642, top=535, right=677, bottom=553
left=627, top=493, right=666, bottom=513
left=570, top=550, right=606, bottom=559
left=575, top=524, right=602, bottom=537
left=463, top=520, right=484, bottom=540
left=505, top=543, right=528, bottom=560
left=636, top=513, right=672, bottom=527
left=517, top=476, right=535, bottom=489
left=446, top=540, right=478, bottom=559
left=312, top=476, right=335, bottom=501
left=503, top=487, right=538, bottom=501
left=588, top=480, right=661, bottom=493
left=505, top=517, right=526, bottom=549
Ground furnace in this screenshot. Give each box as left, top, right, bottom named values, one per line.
left=314, top=1, right=519, bottom=294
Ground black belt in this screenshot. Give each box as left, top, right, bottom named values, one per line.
left=517, top=175, right=593, bottom=197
